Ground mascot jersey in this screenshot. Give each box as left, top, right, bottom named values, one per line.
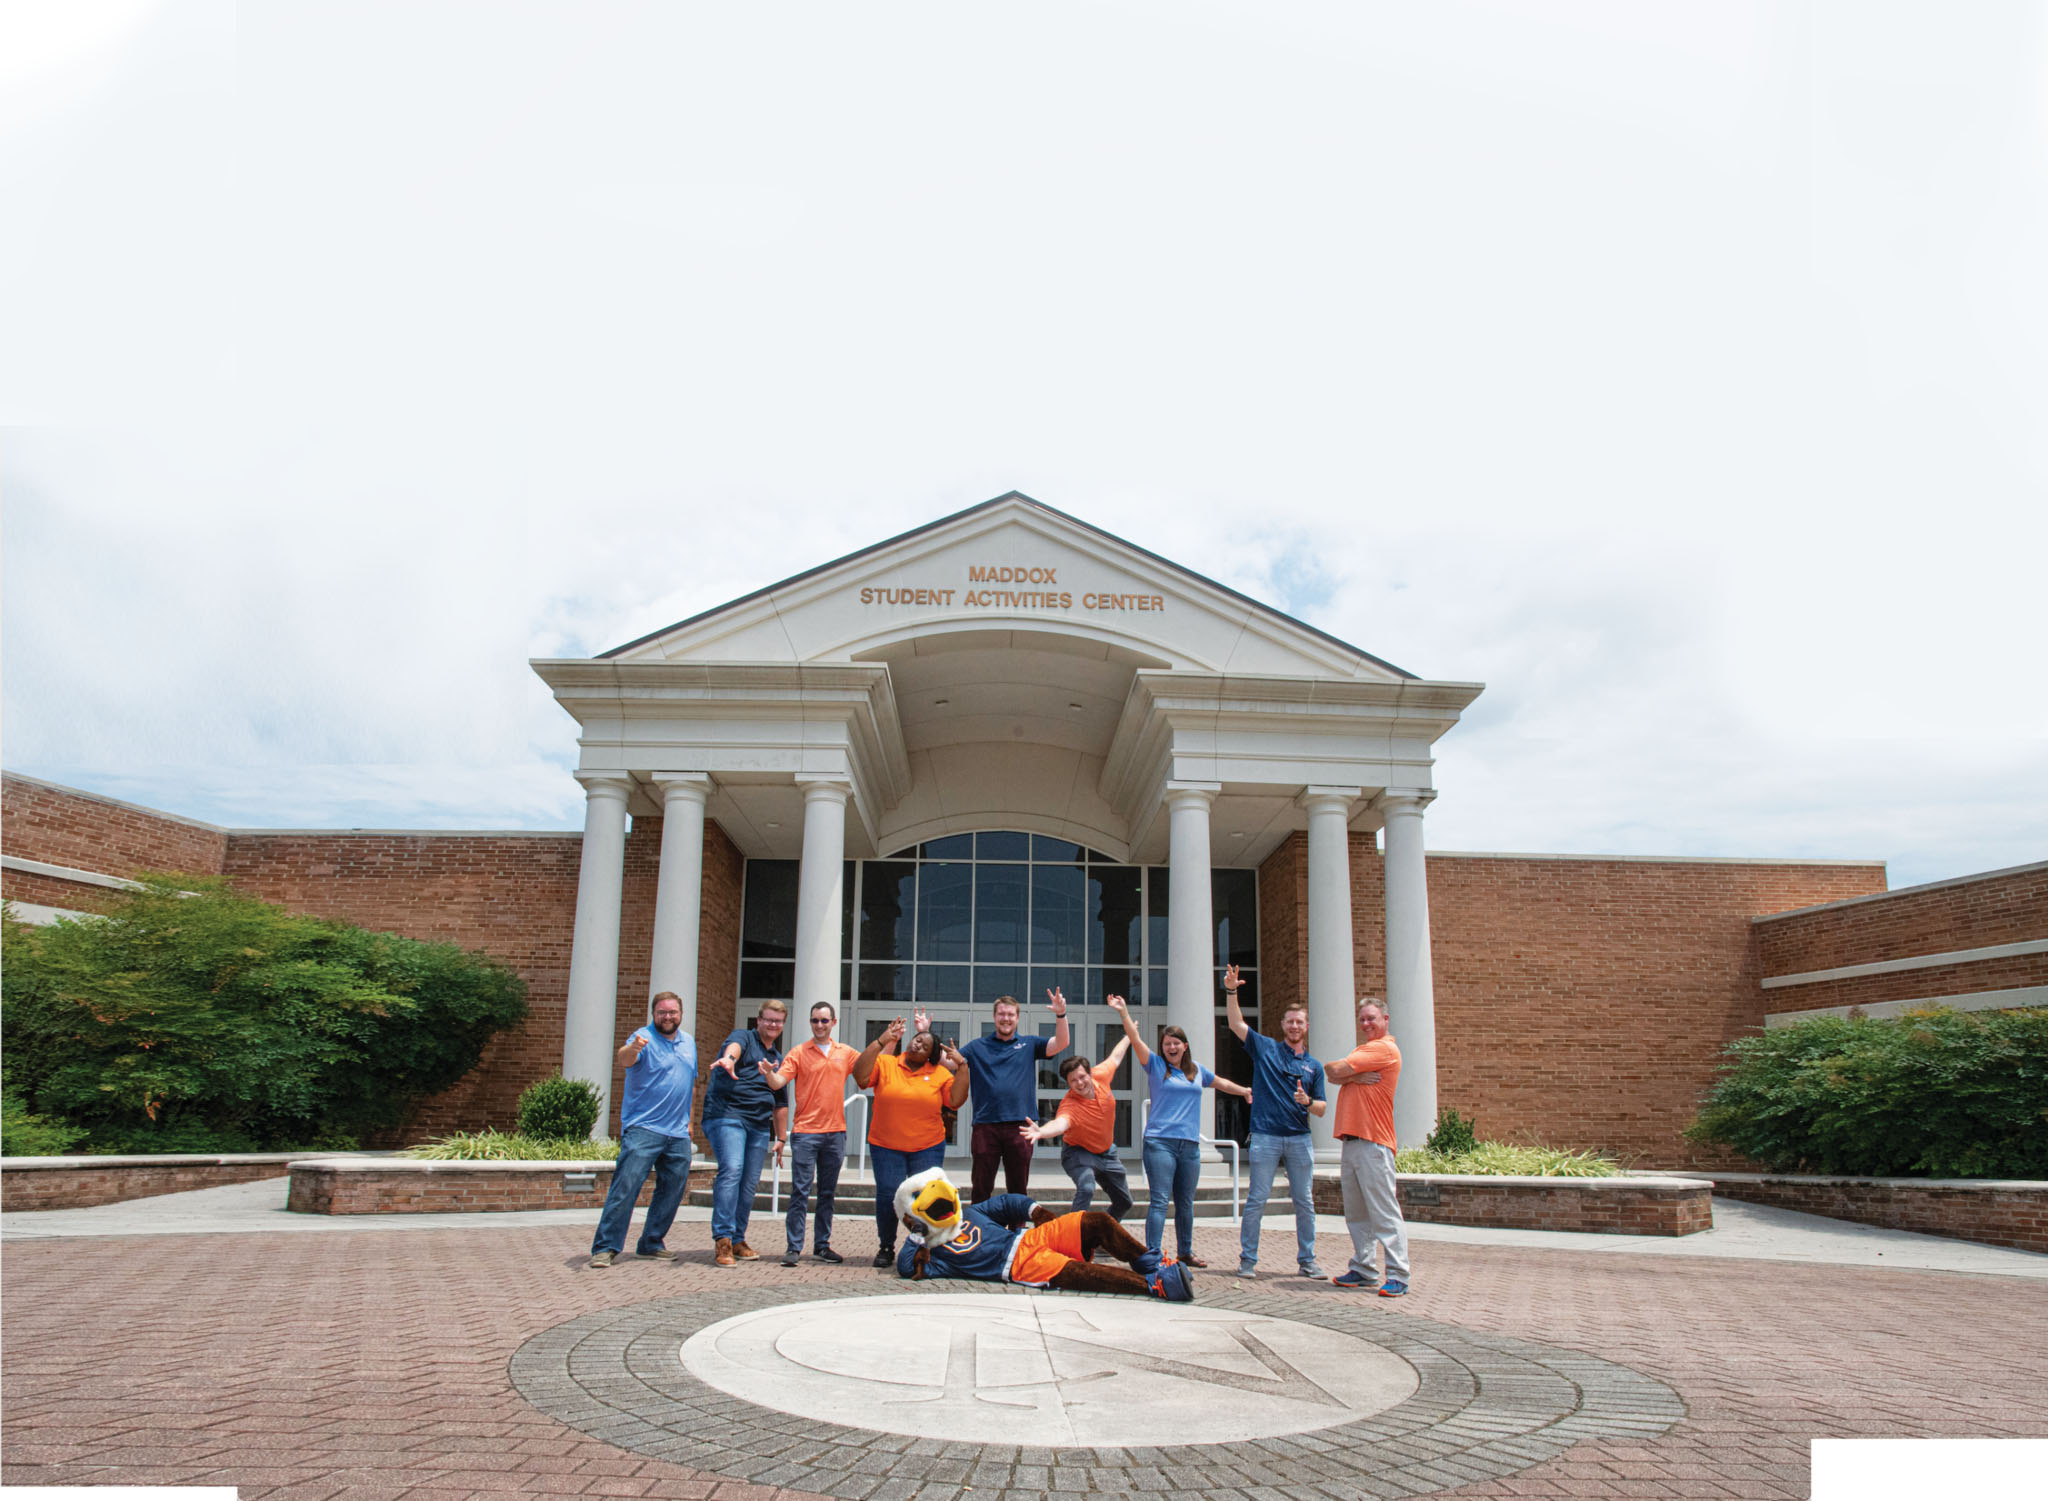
left=895, top=1194, right=1043, bottom=1283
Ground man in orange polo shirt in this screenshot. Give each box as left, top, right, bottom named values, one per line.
left=1322, top=997, right=1407, bottom=1295
left=1024, top=1032, right=1135, bottom=1219
left=758, top=1001, right=861, bottom=1267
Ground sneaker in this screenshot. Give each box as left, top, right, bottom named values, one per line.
left=1330, top=1269, right=1378, bottom=1290
left=1377, top=1278, right=1409, bottom=1298
left=588, top=1251, right=616, bottom=1269
left=714, top=1237, right=736, bottom=1269
left=1299, top=1264, right=1328, bottom=1279
left=872, top=1247, right=895, bottom=1268
left=780, top=1252, right=800, bottom=1267
left=636, top=1247, right=677, bottom=1260
left=732, top=1240, right=759, bottom=1260
left=1148, top=1261, right=1196, bottom=1303
left=1235, top=1261, right=1258, bottom=1280
left=814, top=1246, right=844, bottom=1264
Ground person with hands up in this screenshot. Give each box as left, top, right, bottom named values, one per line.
left=854, top=1011, right=968, bottom=1267
left=1025, top=1017, right=1135, bottom=1220
left=961, top=988, right=1070, bottom=1204
left=756, top=1002, right=861, bottom=1267
left=701, top=998, right=791, bottom=1268
left=586, top=991, right=698, bottom=1269
left=1110, top=992, right=1251, bottom=1270
left=1222, top=964, right=1329, bottom=1280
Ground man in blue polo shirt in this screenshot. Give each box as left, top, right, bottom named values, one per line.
left=588, top=990, right=698, bottom=1268
left=960, top=991, right=1069, bottom=1204
left=1223, top=965, right=1329, bottom=1279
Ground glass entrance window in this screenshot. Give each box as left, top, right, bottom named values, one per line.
left=739, top=830, right=1262, bottom=1153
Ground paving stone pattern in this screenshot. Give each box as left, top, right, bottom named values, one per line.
left=4, top=1219, right=2046, bottom=1499
left=513, top=1282, right=1682, bottom=1499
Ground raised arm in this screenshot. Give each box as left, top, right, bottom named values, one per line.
left=1044, top=987, right=1070, bottom=1057
left=1212, top=1075, right=1252, bottom=1101
left=1106, top=993, right=1149, bottom=1067
left=1221, top=963, right=1250, bottom=1041
left=853, top=1017, right=904, bottom=1089
left=940, top=1041, right=971, bottom=1108
left=1104, top=1034, right=1132, bottom=1072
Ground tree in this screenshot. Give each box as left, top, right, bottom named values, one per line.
left=2, top=878, right=527, bottom=1152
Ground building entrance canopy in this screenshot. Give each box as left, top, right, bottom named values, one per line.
left=534, top=494, right=1483, bottom=1151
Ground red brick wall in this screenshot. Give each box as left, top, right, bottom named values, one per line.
left=1753, top=864, right=2048, bottom=1018
left=2, top=774, right=227, bottom=878
left=1707, top=1176, right=2048, bottom=1256
left=0, top=866, right=125, bottom=915
left=1, top=1161, right=291, bottom=1212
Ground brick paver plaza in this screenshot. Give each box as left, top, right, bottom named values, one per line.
left=5, top=1211, right=2046, bottom=1500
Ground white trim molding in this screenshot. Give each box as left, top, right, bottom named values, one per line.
left=1760, top=938, right=2048, bottom=989
left=0, top=855, right=141, bottom=891
left=2, top=901, right=89, bottom=926
left=1765, top=986, right=2048, bottom=1027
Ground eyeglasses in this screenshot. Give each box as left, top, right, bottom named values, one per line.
left=811, top=1017, right=834, bottom=1026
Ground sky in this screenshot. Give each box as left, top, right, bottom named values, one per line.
left=2, top=0, right=2043, bottom=891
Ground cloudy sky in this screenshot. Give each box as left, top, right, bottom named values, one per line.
left=3, top=1, right=2042, bottom=890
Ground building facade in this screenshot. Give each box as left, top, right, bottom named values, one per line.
left=10, top=496, right=2037, bottom=1165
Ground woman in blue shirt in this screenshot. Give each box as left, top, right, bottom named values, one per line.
left=1108, top=993, right=1252, bottom=1269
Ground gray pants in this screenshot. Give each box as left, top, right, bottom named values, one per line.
left=1060, top=1142, right=1133, bottom=1219
left=1338, top=1137, right=1410, bottom=1283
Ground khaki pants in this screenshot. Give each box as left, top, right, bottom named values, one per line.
left=1338, top=1137, right=1409, bottom=1283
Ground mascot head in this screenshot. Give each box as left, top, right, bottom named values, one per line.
left=896, top=1166, right=965, bottom=1247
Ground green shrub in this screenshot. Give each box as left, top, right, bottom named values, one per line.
left=1, top=880, right=527, bottom=1152
left=1685, top=1006, right=2048, bottom=1178
left=403, top=1129, right=619, bottom=1161
left=1395, top=1140, right=1621, bottom=1176
left=516, top=1074, right=602, bottom=1141
left=1, top=1088, right=87, bottom=1156
left=1425, top=1107, right=1479, bottom=1156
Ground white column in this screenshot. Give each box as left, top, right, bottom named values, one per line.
left=1164, top=782, right=1220, bottom=1149
left=647, top=774, right=711, bottom=1039
left=1378, top=788, right=1439, bottom=1149
left=793, top=778, right=851, bottom=1029
left=1302, top=787, right=1361, bottom=1163
left=563, top=772, right=633, bottom=1137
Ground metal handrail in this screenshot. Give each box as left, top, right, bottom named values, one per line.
left=1138, top=1099, right=1243, bottom=1221
left=842, top=1088, right=871, bottom=1180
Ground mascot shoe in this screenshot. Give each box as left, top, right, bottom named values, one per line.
left=1148, top=1260, right=1196, bottom=1303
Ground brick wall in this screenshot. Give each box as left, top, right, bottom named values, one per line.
left=1309, top=1173, right=1713, bottom=1236
left=2, top=773, right=227, bottom=878
left=286, top=1160, right=713, bottom=1215
left=1754, top=863, right=2048, bottom=1018
left=1, top=1160, right=293, bottom=1212
left=0, top=866, right=125, bottom=915
left=1703, top=1175, right=2048, bottom=1256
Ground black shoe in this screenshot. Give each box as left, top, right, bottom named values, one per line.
left=780, top=1252, right=800, bottom=1267
left=872, top=1247, right=895, bottom=1268
left=814, top=1246, right=844, bottom=1264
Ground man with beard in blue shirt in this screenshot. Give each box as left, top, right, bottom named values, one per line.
left=1224, top=964, right=1329, bottom=1279
left=960, top=991, right=1069, bottom=1204
left=588, top=991, right=698, bottom=1268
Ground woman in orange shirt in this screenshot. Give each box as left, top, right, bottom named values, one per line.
left=855, top=1013, right=971, bottom=1268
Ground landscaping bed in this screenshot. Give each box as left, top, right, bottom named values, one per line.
left=287, top=1156, right=713, bottom=1214
left=1, top=1153, right=355, bottom=1212
left=1671, top=1172, right=2048, bottom=1255
left=1313, top=1170, right=1713, bottom=1236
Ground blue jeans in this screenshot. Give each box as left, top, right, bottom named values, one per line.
left=704, top=1117, right=773, bottom=1244
left=590, top=1124, right=693, bottom=1257
left=1060, top=1143, right=1132, bottom=1219
left=1240, top=1130, right=1320, bottom=1271
left=871, top=1142, right=945, bottom=1251
left=785, top=1130, right=846, bottom=1255
left=1143, top=1136, right=1202, bottom=1260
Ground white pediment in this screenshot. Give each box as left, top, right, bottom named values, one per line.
left=603, top=494, right=1412, bottom=682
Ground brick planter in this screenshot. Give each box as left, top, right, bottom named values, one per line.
left=1, top=1154, right=351, bottom=1212
left=1311, top=1171, right=1713, bottom=1236
left=1672, top=1172, right=2048, bottom=1255
left=286, top=1157, right=715, bottom=1214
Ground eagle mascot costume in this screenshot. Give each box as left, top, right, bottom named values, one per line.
left=893, top=1168, right=1194, bottom=1300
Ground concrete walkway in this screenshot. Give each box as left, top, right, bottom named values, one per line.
left=6, top=1172, right=2043, bottom=1277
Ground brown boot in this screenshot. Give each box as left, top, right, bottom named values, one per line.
left=732, top=1240, right=759, bottom=1260
left=714, top=1237, right=736, bottom=1268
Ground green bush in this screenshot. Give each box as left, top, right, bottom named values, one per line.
left=403, top=1129, right=618, bottom=1161
left=516, top=1074, right=601, bottom=1141
left=1, top=880, right=528, bottom=1152
left=1685, top=1006, right=2048, bottom=1178
left=1425, top=1107, right=1479, bottom=1156
left=1, top=1088, right=87, bottom=1156
left=1395, top=1140, right=1621, bottom=1176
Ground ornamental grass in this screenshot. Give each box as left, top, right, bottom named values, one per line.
left=1394, top=1140, right=1621, bottom=1176
left=403, top=1129, right=618, bottom=1161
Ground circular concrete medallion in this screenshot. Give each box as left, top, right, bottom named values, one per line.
left=679, top=1292, right=1417, bottom=1446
